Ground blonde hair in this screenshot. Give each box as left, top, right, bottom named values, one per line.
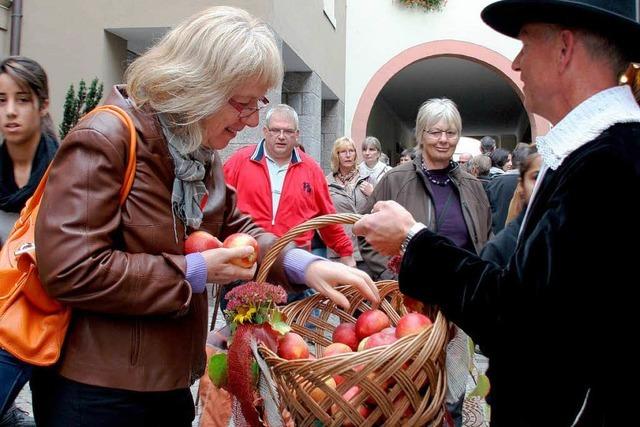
left=330, top=136, right=357, bottom=173
left=125, top=6, right=283, bottom=153
left=415, top=98, right=462, bottom=142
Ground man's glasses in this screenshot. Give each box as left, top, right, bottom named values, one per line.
left=228, top=96, right=269, bottom=118
left=267, top=128, right=297, bottom=137
left=424, top=129, right=458, bottom=140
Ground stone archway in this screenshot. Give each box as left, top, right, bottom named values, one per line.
left=351, top=40, right=549, bottom=151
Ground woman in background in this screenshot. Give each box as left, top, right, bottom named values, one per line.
left=0, top=55, right=57, bottom=427
left=359, top=98, right=491, bottom=426
left=326, top=136, right=371, bottom=276
left=358, top=136, right=391, bottom=191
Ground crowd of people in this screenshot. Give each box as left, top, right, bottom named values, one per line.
left=1, top=0, right=639, bottom=426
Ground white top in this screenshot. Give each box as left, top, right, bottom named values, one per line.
left=358, top=161, right=391, bottom=185
left=265, top=154, right=289, bottom=225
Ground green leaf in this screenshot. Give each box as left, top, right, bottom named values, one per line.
left=269, top=319, right=291, bottom=335
left=468, top=374, right=491, bottom=398
left=251, top=359, right=260, bottom=385
left=269, top=311, right=291, bottom=335
left=208, top=353, right=228, bottom=387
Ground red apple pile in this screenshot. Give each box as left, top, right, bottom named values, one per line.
left=275, top=309, right=432, bottom=422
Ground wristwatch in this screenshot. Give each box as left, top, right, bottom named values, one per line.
left=400, top=222, right=426, bottom=255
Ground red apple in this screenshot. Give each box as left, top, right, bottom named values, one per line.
left=355, top=309, right=390, bottom=340
left=395, top=313, right=432, bottom=338
left=356, top=337, right=369, bottom=352
left=324, top=342, right=353, bottom=357
left=330, top=386, right=371, bottom=426
left=363, top=331, right=397, bottom=350
left=277, top=332, right=309, bottom=360
left=184, top=230, right=222, bottom=254
left=222, top=232, right=259, bottom=268
left=308, top=377, right=337, bottom=403
left=332, top=323, right=359, bottom=350
left=380, top=327, right=396, bottom=336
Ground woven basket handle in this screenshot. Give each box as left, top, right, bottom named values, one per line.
left=255, top=213, right=362, bottom=284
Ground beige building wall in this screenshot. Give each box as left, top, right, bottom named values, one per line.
left=5, top=0, right=346, bottom=137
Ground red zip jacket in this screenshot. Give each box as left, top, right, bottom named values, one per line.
left=224, top=142, right=353, bottom=256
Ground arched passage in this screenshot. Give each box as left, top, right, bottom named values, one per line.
left=351, top=40, right=550, bottom=153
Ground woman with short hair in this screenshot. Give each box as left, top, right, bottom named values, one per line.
left=359, top=97, right=491, bottom=426
left=358, top=136, right=391, bottom=189
left=30, top=7, right=377, bottom=426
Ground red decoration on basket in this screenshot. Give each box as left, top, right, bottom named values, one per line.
left=221, top=282, right=290, bottom=427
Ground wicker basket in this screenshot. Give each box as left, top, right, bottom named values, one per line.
left=256, top=214, right=449, bottom=426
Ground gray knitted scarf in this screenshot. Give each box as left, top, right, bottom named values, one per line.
left=158, top=115, right=212, bottom=238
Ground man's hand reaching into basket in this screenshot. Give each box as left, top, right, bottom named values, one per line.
left=305, top=261, right=379, bottom=310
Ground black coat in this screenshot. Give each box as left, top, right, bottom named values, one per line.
left=399, top=123, right=639, bottom=426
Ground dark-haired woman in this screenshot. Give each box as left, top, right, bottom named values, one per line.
left=0, top=55, right=57, bottom=426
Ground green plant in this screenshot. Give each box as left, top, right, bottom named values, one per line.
left=59, top=78, right=104, bottom=139
left=397, top=0, right=447, bottom=12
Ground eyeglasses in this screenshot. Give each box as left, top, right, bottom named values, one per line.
left=424, top=129, right=458, bottom=140
left=228, top=96, right=269, bottom=119
left=267, top=128, right=297, bottom=137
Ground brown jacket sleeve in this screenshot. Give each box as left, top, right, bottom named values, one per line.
left=35, top=113, right=192, bottom=316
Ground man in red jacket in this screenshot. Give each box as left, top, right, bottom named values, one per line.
left=224, top=103, right=355, bottom=267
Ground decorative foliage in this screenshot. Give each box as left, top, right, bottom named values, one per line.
left=213, top=282, right=290, bottom=426
left=225, top=282, right=289, bottom=334
left=397, top=0, right=447, bottom=12
left=59, top=78, right=104, bottom=139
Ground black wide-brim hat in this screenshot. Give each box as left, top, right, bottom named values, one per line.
left=481, top=0, right=640, bottom=62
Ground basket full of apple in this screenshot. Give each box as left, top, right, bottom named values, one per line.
left=254, top=214, right=450, bottom=427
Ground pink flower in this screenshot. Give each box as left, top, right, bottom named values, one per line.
left=225, top=282, right=287, bottom=312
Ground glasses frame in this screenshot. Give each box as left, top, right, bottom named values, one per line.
left=266, top=127, right=298, bottom=138
left=228, top=96, right=269, bottom=119
left=424, top=129, right=459, bottom=140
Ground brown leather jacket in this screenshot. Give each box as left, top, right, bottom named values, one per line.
left=35, top=86, right=290, bottom=392
left=358, top=154, right=492, bottom=280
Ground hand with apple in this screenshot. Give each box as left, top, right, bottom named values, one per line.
left=185, top=231, right=259, bottom=284
left=304, top=260, right=379, bottom=310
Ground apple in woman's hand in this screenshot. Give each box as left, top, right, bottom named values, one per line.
left=223, top=233, right=259, bottom=268
left=184, top=231, right=222, bottom=254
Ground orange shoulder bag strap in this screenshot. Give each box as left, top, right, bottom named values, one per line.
left=87, top=105, right=137, bottom=203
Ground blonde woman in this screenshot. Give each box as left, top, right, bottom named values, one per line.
left=31, top=7, right=377, bottom=426
left=326, top=136, right=371, bottom=275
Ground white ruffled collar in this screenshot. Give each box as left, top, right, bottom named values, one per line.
left=536, top=85, right=640, bottom=170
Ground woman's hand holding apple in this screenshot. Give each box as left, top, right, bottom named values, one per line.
left=201, top=245, right=257, bottom=284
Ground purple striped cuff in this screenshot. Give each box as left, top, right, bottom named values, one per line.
left=185, top=253, right=207, bottom=294
left=283, top=248, right=324, bottom=284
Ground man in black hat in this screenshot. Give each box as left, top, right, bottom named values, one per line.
left=354, top=1, right=640, bottom=425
